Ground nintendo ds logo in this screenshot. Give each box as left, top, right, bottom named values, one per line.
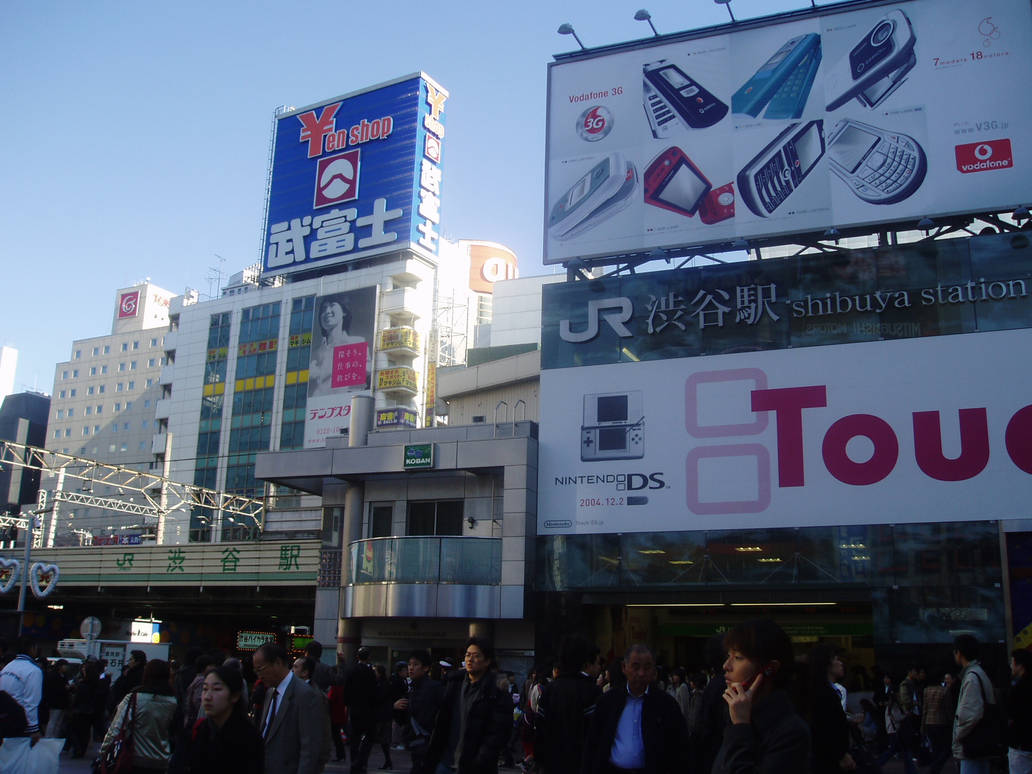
left=543, top=519, right=573, bottom=529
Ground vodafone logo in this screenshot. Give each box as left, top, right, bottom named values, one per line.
left=577, top=106, right=613, bottom=142
left=314, top=149, right=360, bottom=208
left=118, top=291, right=139, bottom=319
left=955, top=138, right=1013, bottom=173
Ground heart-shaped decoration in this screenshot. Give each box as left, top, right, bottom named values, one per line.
left=29, top=562, right=60, bottom=599
left=0, top=557, right=20, bottom=594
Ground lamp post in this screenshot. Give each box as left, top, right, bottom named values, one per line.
left=557, top=23, right=586, bottom=50
left=634, top=9, right=660, bottom=36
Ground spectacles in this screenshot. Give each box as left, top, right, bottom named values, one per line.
left=464, top=652, right=485, bottom=661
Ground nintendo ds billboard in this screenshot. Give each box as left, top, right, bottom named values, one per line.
left=263, top=73, right=448, bottom=277
left=543, top=0, right=1032, bottom=265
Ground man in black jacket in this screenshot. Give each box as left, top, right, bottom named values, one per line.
left=425, top=636, right=513, bottom=774
left=394, top=650, right=444, bottom=774
left=107, top=650, right=146, bottom=713
left=583, top=644, right=687, bottom=774
left=344, top=646, right=379, bottom=774
left=1007, top=649, right=1032, bottom=772
left=536, top=634, right=602, bottom=774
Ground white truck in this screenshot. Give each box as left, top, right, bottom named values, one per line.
left=56, top=638, right=170, bottom=674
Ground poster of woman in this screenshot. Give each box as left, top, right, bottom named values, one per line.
left=304, top=286, right=377, bottom=447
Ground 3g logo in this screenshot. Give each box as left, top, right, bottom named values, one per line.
left=559, top=297, right=634, bottom=342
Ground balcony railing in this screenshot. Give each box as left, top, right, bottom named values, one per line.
left=348, top=536, right=501, bottom=586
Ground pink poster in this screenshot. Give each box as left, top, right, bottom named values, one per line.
left=331, top=342, right=368, bottom=388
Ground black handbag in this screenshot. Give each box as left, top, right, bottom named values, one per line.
left=959, top=671, right=1003, bottom=759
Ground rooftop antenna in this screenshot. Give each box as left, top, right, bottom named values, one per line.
left=206, top=254, right=226, bottom=300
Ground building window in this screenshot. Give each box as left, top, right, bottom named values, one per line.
left=83, top=427, right=90, bottom=436
left=64, top=429, right=71, bottom=438
left=128, top=381, right=135, bottom=390
left=74, top=350, right=81, bottom=359
left=114, top=402, right=121, bottom=411
left=141, top=420, right=148, bottom=429
left=87, top=386, right=95, bottom=395
left=133, top=341, right=139, bottom=350
left=148, top=358, right=156, bottom=367
left=96, top=405, right=103, bottom=414
left=138, top=441, right=146, bottom=451
left=406, top=500, right=463, bottom=536
left=123, top=422, right=130, bottom=431
left=92, top=347, right=99, bottom=356
left=144, top=399, right=151, bottom=408
left=121, top=343, right=128, bottom=352
left=104, top=345, right=110, bottom=354
left=126, top=402, right=132, bottom=410
left=85, top=406, right=92, bottom=416
left=370, top=505, right=393, bottom=538
left=130, top=361, right=137, bottom=370
left=57, top=409, right=65, bottom=419
left=61, top=371, right=69, bottom=380
left=112, top=424, right=117, bottom=433
left=150, top=338, right=158, bottom=347
left=98, top=385, right=105, bottom=394
left=67, top=408, right=74, bottom=417
left=101, top=365, right=108, bottom=375
left=117, top=383, right=123, bottom=392
left=90, top=367, right=97, bottom=376
left=121, top=443, right=128, bottom=452
left=54, top=430, right=61, bottom=439
left=146, top=379, right=153, bottom=387
left=94, top=425, right=100, bottom=433
left=72, top=369, right=79, bottom=378
left=118, top=363, right=126, bottom=372
left=69, top=389, right=76, bottom=397
left=59, top=390, right=66, bottom=399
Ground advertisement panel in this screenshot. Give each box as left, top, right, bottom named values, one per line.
left=467, top=241, right=519, bottom=293
left=303, top=286, right=378, bottom=447
left=543, top=0, right=1032, bottom=264
left=538, top=328, right=1032, bottom=535
left=263, top=73, right=448, bottom=277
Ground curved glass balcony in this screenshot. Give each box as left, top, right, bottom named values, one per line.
left=348, top=536, right=501, bottom=586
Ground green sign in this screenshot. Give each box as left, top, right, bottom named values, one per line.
left=404, top=443, right=433, bottom=469
left=236, top=630, right=277, bottom=651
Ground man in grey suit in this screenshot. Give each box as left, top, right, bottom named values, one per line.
left=254, top=642, right=330, bottom=774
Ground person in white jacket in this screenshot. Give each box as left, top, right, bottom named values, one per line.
left=0, top=637, right=44, bottom=774
left=952, top=633, right=997, bottom=774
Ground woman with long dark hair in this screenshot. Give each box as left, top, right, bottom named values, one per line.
left=711, top=619, right=812, bottom=774
left=186, top=664, right=263, bottom=773
left=100, top=659, right=178, bottom=772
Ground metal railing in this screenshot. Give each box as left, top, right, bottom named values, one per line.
left=348, top=536, right=501, bottom=586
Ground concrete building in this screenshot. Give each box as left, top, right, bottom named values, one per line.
left=43, top=282, right=175, bottom=544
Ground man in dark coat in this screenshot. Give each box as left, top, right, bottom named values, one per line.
left=425, top=636, right=513, bottom=774
left=535, top=634, right=602, bottom=773
left=583, top=644, right=687, bottom=774
left=108, top=649, right=146, bottom=712
left=343, top=646, right=378, bottom=773
left=393, top=650, right=444, bottom=774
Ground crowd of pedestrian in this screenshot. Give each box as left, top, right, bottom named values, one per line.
left=0, top=625, right=1028, bottom=774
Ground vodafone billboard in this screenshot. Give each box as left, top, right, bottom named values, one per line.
left=538, top=328, right=1032, bottom=535
left=543, top=0, right=1032, bottom=265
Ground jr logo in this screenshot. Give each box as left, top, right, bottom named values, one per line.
left=559, top=298, right=634, bottom=343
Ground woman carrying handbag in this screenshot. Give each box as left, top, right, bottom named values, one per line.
left=98, top=660, right=178, bottom=773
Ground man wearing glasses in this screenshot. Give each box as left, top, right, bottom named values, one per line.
left=425, top=636, right=513, bottom=774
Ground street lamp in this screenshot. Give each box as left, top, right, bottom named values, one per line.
left=634, top=9, right=660, bottom=36
left=557, top=23, right=586, bottom=50
left=714, top=0, right=736, bottom=23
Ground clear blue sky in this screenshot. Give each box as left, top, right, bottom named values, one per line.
left=1, top=0, right=814, bottom=395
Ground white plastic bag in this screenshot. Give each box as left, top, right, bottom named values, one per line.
left=29, top=738, right=63, bottom=774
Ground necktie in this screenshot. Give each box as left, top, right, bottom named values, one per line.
left=264, top=688, right=279, bottom=738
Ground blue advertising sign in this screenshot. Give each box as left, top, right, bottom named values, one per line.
left=262, top=73, right=448, bottom=277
